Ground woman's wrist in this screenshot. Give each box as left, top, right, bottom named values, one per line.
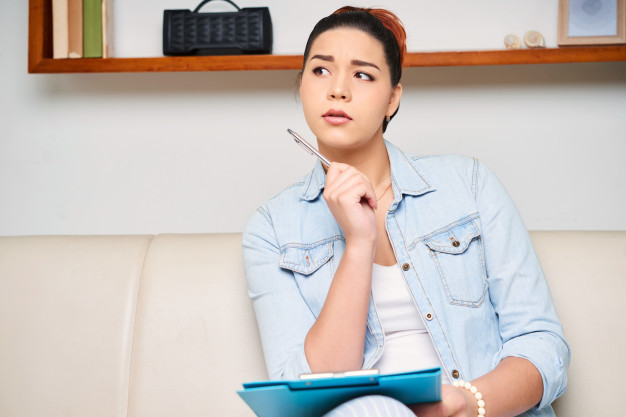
left=343, top=236, right=377, bottom=261
left=452, top=380, right=485, bottom=416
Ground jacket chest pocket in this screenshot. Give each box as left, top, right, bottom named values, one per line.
left=422, top=219, right=487, bottom=307
left=279, top=239, right=338, bottom=315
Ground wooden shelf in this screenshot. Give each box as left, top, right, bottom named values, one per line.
left=29, top=0, right=626, bottom=74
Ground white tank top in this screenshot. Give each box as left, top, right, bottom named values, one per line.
left=370, top=263, right=450, bottom=384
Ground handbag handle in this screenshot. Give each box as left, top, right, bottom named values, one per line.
left=193, top=0, right=241, bottom=13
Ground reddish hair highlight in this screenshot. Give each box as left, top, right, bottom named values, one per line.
left=333, top=6, right=407, bottom=67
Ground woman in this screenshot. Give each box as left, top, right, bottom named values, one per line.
left=243, top=6, right=569, bottom=417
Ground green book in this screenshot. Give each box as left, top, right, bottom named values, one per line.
left=83, top=0, right=102, bottom=58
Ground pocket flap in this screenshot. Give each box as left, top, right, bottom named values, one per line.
left=423, top=221, right=480, bottom=254
left=280, top=241, right=334, bottom=275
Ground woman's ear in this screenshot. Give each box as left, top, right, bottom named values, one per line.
left=387, top=83, right=403, bottom=116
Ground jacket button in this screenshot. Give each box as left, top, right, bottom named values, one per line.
left=452, top=240, right=460, bottom=247
left=402, top=263, right=410, bottom=271
left=425, top=312, right=433, bottom=321
left=452, top=369, right=460, bottom=379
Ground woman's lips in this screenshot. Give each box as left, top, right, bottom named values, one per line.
left=323, top=109, right=352, bottom=125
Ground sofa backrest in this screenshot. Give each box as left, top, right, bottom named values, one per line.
left=1, top=232, right=625, bottom=417
left=531, top=231, right=626, bottom=417
left=0, top=235, right=153, bottom=417
left=126, top=234, right=266, bottom=417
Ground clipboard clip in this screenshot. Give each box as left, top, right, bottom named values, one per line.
left=299, top=369, right=380, bottom=380
left=290, top=369, right=381, bottom=390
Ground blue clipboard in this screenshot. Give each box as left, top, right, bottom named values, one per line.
left=237, top=367, right=441, bottom=417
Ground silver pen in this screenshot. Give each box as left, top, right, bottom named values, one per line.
left=287, top=128, right=331, bottom=167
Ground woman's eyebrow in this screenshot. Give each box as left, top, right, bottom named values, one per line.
left=351, top=59, right=380, bottom=71
left=310, top=55, right=380, bottom=71
left=310, top=54, right=334, bottom=62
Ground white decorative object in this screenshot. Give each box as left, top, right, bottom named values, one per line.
left=504, top=34, right=522, bottom=49
left=524, top=30, right=546, bottom=48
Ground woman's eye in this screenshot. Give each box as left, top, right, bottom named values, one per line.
left=355, top=71, right=374, bottom=81
left=313, top=67, right=330, bottom=76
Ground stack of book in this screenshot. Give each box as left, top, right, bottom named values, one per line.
left=53, top=0, right=114, bottom=58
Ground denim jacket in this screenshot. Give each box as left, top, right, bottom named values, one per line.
left=242, top=141, right=569, bottom=416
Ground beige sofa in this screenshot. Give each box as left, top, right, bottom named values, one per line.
left=0, top=232, right=624, bottom=417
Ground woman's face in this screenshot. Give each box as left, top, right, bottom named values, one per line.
left=299, top=28, right=402, bottom=154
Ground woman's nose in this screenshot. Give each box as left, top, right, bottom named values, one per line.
left=328, top=77, right=351, bottom=101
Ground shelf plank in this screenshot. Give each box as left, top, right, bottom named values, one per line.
left=28, top=46, right=626, bottom=73
left=28, top=0, right=51, bottom=73
left=31, top=55, right=304, bottom=73
left=28, top=0, right=626, bottom=74
left=404, top=46, right=626, bottom=67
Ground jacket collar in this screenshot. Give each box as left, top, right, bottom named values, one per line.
left=300, top=140, right=435, bottom=201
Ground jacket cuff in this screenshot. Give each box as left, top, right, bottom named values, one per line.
left=280, top=344, right=312, bottom=380
left=496, top=332, right=570, bottom=409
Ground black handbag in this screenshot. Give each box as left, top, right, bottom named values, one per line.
left=163, top=0, right=272, bottom=56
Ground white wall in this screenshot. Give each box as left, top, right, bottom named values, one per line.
left=116, top=0, right=561, bottom=56
left=1, top=1, right=625, bottom=236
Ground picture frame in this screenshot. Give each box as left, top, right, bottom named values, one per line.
left=558, top=0, right=626, bottom=45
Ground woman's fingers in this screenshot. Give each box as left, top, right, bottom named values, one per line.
left=323, top=162, right=377, bottom=244
left=324, top=163, right=377, bottom=210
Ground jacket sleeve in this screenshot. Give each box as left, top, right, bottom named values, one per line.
left=474, top=160, right=570, bottom=409
left=242, top=205, right=314, bottom=380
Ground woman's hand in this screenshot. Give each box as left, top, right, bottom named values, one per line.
left=305, top=162, right=378, bottom=372
left=409, top=384, right=476, bottom=417
left=323, top=162, right=377, bottom=249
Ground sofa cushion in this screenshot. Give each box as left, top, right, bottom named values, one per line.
left=531, top=231, right=626, bottom=417
left=0, top=235, right=152, bottom=417
left=126, top=234, right=267, bottom=417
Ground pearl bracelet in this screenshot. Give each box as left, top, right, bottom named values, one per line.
left=452, top=379, right=486, bottom=416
